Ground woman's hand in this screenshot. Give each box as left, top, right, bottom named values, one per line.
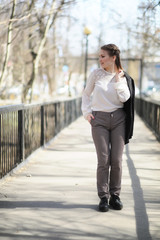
left=86, top=113, right=94, bottom=123
left=115, top=69, right=124, bottom=82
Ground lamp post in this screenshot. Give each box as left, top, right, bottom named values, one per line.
left=83, top=27, right=91, bottom=88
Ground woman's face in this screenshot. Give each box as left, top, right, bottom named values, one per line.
left=99, top=49, right=116, bottom=69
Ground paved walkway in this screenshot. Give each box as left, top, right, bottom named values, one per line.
left=0, top=113, right=160, bottom=240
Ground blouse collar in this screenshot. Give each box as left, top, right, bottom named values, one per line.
left=100, top=66, right=116, bottom=75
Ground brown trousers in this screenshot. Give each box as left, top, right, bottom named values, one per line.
left=90, top=108, right=127, bottom=199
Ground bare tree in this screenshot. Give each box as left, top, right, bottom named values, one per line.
left=0, top=0, right=17, bottom=86
left=136, top=0, right=160, bottom=58
left=0, top=0, right=77, bottom=102
left=22, top=0, right=77, bottom=102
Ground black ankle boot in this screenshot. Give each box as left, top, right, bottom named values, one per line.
left=98, top=197, right=109, bottom=212
left=109, top=194, right=123, bottom=210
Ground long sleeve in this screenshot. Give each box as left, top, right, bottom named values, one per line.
left=81, top=70, right=96, bottom=120
left=113, top=76, right=130, bottom=103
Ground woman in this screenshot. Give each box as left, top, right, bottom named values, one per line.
left=81, top=43, right=135, bottom=212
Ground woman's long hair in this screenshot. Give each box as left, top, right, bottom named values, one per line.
left=101, top=44, right=123, bottom=70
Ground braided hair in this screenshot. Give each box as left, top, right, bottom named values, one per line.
left=101, top=44, right=123, bottom=71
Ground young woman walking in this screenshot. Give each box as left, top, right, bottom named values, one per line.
left=81, top=43, right=135, bottom=212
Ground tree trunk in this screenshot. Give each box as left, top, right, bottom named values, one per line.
left=0, top=0, right=17, bottom=86
left=22, top=0, right=65, bottom=103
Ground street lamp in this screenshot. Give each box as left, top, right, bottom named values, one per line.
left=83, top=26, right=92, bottom=88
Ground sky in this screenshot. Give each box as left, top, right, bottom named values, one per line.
left=56, top=0, right=141, bottom=56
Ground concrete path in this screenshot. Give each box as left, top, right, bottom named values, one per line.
left=0, top=113, right=160, bottom=240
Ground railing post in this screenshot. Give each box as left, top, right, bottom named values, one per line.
left=41, top=105, right=44, bottom=146
left=0, top=114, right=1, bottom=178
left=18, top=109, right=24, bottom=162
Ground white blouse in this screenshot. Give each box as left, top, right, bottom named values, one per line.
left=81, top=67, right=130, bottom=120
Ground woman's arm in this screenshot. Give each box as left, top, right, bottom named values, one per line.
left=114, top=73, right=130, bottom=103
left=81, top=69, right=96, bottom=120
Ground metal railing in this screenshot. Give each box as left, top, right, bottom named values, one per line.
left=0, top=97, right=82, bottom=179
left=135, top=96, right=160, bottom=142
